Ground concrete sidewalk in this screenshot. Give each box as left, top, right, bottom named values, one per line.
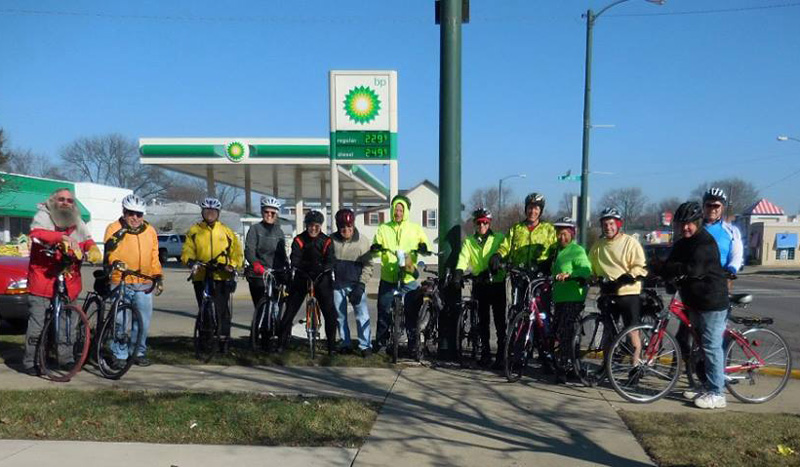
left=2, top=363, right=799, bottom=466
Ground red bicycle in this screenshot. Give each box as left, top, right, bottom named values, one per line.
left=607, top=277, right=792, bottom=403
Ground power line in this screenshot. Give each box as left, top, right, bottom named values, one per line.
left=608, top=2, right=800, bottom=17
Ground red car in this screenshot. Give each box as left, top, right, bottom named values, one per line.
left=0, top=256, right=30, bottom=332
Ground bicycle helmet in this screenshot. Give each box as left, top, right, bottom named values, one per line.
left=335, top=208, right=355, bottom=228
left=121, top=194, right=147, bottom=214
left=524, top=192, right=546, bottom=210
left=702, top=187, right=727, bottom=205
left=304, top=210, right=324, bottom=225
left=472, top=208, right=492, bottom=223
left=599, top=207, right=623, bottom=222
left=260, top=196, right=282, bottom=210
left=553, top=216, right=576, bottom=230
left=199, top=197, right=222, bottom=211
left=674, top=201, right=703, bottom=223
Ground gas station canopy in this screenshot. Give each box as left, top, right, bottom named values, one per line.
left=140, top=137, right=392, bottom=230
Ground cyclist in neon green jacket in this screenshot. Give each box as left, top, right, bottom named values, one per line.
left=371, top=194, right=432, bottom=354
left=551, top=217, right=592, bottom=383
left=453, top=208, right=506, bottom=368
left=490, top=192, right=557, bottom=274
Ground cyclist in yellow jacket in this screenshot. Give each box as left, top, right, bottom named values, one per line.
left=371, top=194, right=432, bottom=354
left=453, top=208, right=506, bottom=368
left=103, top=194, right=163, bottom=367
left=490, top=192, right=557, bottom=273
left=181, top=197, right=244, bottom=353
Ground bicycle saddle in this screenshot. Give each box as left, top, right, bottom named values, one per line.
left=729, top=293, right=752, bottom=305
left=729, top=316, right=773, bottom=326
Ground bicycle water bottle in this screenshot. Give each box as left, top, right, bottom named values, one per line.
left=396, top=249, right=406, bottom=268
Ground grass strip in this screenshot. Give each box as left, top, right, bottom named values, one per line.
left=1, top=334, right=397, bottom=367
left=146, top=336, right=396, bottom=367
left=620, top=411, right=800, bottom=467
left=0, top=389, right=379, bottom=447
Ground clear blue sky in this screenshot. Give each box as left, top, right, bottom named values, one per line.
left=2, top=0, right=799, bottom=213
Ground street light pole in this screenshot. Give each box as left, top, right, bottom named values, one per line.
left=777, top=135, right=800, bottom=143
left=498, top=173, right=526, bottom=214
left=577, top=0, right=664, bottom=246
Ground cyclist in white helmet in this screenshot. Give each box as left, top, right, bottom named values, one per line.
left=181, top=197, right=244, bottom=354
left=245, top=196, right=289, bottom=307
left=103, top=193, right=163, bottom=367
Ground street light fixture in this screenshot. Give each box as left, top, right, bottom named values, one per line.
left=777, top=135, right=800, bottom=143
left=498, top=173, right=526, bottom=213
left=577, top=0, right=665, bottom=246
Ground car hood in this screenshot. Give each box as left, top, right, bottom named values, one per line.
left=0, top=256, right=29, bottom=274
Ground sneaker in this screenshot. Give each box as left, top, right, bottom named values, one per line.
left=133, top=356, right=152, bottom=367
left=22, top=366, right=39, bottom=377
left=694, top=392, right=727, bottom=409
left=360, top=349, right=373, bottom=359
left=683, top=389, right=701, bottom=401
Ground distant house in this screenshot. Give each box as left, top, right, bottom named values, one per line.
left=738, top=199, right=800, bottom=266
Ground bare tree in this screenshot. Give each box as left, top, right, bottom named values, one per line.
left=162, top=175, right=244, bottom=213
left=641, top=196, right=682, bottom=230
left=599, top=187, right=648, bottom=228
left=60, top=133, right=173, bottom=198
left=467, top=185, right=519, bottom=233
left=0, top=128, right=7, bottom=170
left=5, top=148, right=63, bottom=179
left=555, top=192, right=578, bottom=219
left=691, top=178, right=758, bottom=218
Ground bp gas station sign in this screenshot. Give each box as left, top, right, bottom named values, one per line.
left=329, top=70, right=397, bottom=161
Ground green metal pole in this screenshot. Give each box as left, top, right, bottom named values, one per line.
left=438, top=0, right=462, bottom=357
left=578, top=9, right=594, bottom=247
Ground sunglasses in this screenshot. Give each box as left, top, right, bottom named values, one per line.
left=57, top=197, right=74, bottom=204
left=704, top=203, right=723, bottom=209
left=262, top=210, right=277, bottom=216
left=124, top=210, right=144, bottom=218
left=476, top=221, right=490, bottom=226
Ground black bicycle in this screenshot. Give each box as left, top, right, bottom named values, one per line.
left=33, top=239, right=91, bottom=382
left=414, top=264, right=445, bottom=362
left=454, top=273, right=483, bottom=366
left=250, top=268, right=289, bottom=352
left=574, top=276, right=656, bottom=386
left=189, top=260, right=236, bottom=362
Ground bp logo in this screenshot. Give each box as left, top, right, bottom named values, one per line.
left=343, top=86, right=381, bottom=124
left=225, top=141, right=247, bottom=163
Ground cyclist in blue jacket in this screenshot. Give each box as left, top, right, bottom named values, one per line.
left=701, top=187, right=743, bottom=276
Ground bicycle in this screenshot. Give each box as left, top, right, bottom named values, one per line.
left=549, top=276, right=590, bottom=384
left=294, top=268, right=333, bottom=359
left=33, top=239, right=91, bottom=382
left=414, top=263, right=445, bottom=362
left=607, top=276, right=793, bottom=403
left=188, top=260, right=236, bottom=362
left=249, top=268, right=289, bottom=352
left=573, top=276, right=653, bottom=387
left=91, top=261, right=158, bottom=379
left=453, top=273, right=482, bottom=366
left=503, top=266, right=554, bottom=383
left=376, top=247, right=429, bottom=364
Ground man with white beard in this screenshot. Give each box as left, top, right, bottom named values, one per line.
left=22, top=188, right=101, bottom=376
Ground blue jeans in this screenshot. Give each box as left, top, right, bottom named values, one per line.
left=112, top=285, right=153, bottom=360
left=376, top=280, right=421, bottom=346
left=693, top=309, right=728, bottom=395
left=334, top=284, right=371, bottom=350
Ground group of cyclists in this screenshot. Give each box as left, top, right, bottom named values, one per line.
left=20, top=184, right=745, bottom=410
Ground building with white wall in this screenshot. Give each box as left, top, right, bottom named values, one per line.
left=72, top=182, right=133, bottom=249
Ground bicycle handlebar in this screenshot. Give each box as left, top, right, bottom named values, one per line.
left=186, top=260, right=237, bottom=281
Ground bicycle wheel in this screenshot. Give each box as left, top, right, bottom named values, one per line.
left=250, top=298, right=270, bottom=352
left=82, top=294, right=104, bottom=364
left=96, top=304, right=143, bottom=380
left=391, top=295, right=402, bottom=364
left=726, top=327, right=792, bottom=403
left=574, top=313, right=611, bottom=387
left=454, top=304, right=474, bottom=365
left=414, top=302, right=431, bottom=362
left=306, top=298, right=319, bottom=359
left=37, top=305, right=91, bottom=382
left=194, top=299, right=218, bottom=362
left=504, top=312, right=533, bottom=383
left=607, top=324, right=681, bottom=403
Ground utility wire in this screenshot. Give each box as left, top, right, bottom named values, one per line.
left=608, top=2, right=800, bottom=17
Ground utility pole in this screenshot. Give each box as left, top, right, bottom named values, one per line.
left=437, top=0, right=466, bottom=358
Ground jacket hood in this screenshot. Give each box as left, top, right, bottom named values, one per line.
left=391, top=197, right=410, bottom=223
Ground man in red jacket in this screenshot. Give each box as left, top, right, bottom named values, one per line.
left=22, top=188, right=101, bottom=375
